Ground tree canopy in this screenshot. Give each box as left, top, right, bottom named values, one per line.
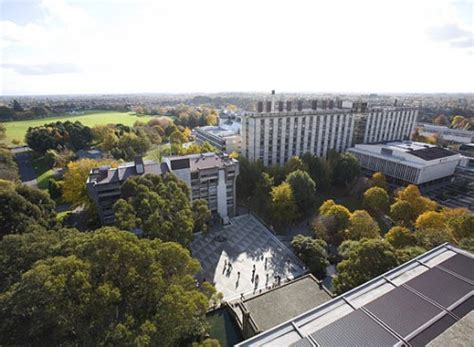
left=114, top=173, right=205, bottom=246
left=270, top=182, right=299, bottom=228
left=291, top=235, right=329, bottom=279
left=363, top=186, right=389, bottom=214
left=333, top=238, right=399, bottom=294
left=62, top=158, right=118, bottom=207
left=285, top=169, right=317, bottom=215
left=0, top=183, right=56, bottom=237
left=26, top=121, right=92, bottom=153
left=0, top=227, right=213, bottom=346
left=346, top=210, right=381, bottom=241
left=330, top=153, right=361, bottom=186
left=385, top=226, right=417, bottom=249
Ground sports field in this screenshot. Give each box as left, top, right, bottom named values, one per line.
left=1, top=111, right=155, bottom=145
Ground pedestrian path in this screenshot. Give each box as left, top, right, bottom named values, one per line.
left=191, top=214, right=307, bottom=301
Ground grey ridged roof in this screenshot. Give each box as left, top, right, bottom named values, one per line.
left=236, top=244, right=473, bottom=347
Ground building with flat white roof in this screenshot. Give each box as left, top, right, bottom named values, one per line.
left=418, top=123, right=474, bottom=144
left=236, top=244, right=473, bottom=347
left=195, top=123, right=241, bottom=153
left=240, top=92, right=417, bottom=166
left=348, top=141, right=461, bottom=185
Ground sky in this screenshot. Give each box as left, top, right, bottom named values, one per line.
left=0, top=0, right=473, bottom=95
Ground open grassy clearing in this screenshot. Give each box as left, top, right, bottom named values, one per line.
left=1, top=111, right=154, bottom=145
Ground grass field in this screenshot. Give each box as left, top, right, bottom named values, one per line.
left=1, top=111, right=155, bottom=145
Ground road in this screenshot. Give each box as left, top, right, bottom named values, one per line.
left=11, top=146, right=37, bottom=186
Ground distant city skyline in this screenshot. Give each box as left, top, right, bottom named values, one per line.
left=1, top=0, right=473, bottom=96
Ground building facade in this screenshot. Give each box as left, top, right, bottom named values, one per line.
left=86, top=158, right=162, bottom=225
left=417, top=123, right=474, bottom=144
left=87, top=154, right=239, bottom=225
left=240, top=97, right=417, bottom=166
left=195, top=125, right=241, bottom=153
left=162, top=152, right=239, bottom=222
left=348, top=141, right=461, bottom=185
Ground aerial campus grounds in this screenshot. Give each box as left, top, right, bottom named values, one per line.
left=191, top=214, right=307, bottom=302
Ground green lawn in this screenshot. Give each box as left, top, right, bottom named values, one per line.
left=1, top=111, right=155, bottom=145
left=31, top=155, right=54, bottom=190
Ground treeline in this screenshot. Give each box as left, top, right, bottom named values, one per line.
left=0, top=100, right=51, bottom=121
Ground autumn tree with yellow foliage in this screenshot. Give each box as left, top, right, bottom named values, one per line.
left=62, top=159, right=118, bottom=207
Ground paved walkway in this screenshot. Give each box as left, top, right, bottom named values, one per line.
left=191, top=214, right=307, bottom=301
left=12, top=147, right=37, bottom=186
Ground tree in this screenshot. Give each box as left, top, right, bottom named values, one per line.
left=0, top=183, right=56, bottom=237
left=346, top=210, right=381, bottom=241
left=284, top=156, right=307, bottom=176
left=0, top=228, right=213, bottom=346
left=301, top=152, right=331, bottom=191
left=252, top=172, right=273, bottom=216
left=395, top=246, right=427, bottom=263
left=415, top=227, right=455, bottom=249
left=0, top=106, right=15, bottom=120
left=0, top=147, right=19, bottom=181
left=26, top=121, right=93, bottom=153
left=0, top=123, right=5, bottom=140
left=369, top=172, right=387, bottom=190
left=170, top=130, right=186, bottom=145
left=458, top=238, right=474, bottom=253
left=285, top=170, right=317, bottom=215
left=12, top=99, right=23, bottom=112
left=333, top=239, right=398, bottom=294
left=393, top=185, right=437, bottom=223
left=270, top=182, right=299, bottom=228
left=62, top=159, right=117, bottom=207
left=319, top=200, right=351, bottom=231
left=291, top=235, right=329, bottom=279
left=433, top=114, right=448, bottom=126
left=415, top=211, right=447, bottom=231
left=385, top=226, right=416, bottom=248
left=331, top=153, right=361, bottom=186
left=114, top=174, right=198, bottom=246
left=363, top=187, right=389, bottom=214
left=442, top=208, right=474, bottom=240
left=451, top=115, right=466, bottom=129
left=48, top=179, right=63, bottom=200
left=192, top=199, right=212, bottom=234
left=111, top=132, right=151, bottom=161
left=236, top=157, right=263, bottom=202
left=390, top=200, right=413, bottom=226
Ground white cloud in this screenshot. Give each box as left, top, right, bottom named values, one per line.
left=0, top=0, right=473, bottom=95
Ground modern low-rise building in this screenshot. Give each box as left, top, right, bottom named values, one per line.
left=87, top=153, right=239, bottom=225
left=162, top=152, right=239, bottom=222
left=348, top=141, right=461, bottom=185
left=417, top=123, right=474, bottom=144
left=195, top=124, right=241, bottom=153
left=240, top=92, right=417, bottom=166
left=86, top=157, right=162, bottom=225
left=237, top=244, right=473, bottom=346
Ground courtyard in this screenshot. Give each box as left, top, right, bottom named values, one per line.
left=191, top=214, right=307, bottom=301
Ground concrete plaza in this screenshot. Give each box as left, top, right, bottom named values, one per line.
left=190, top=214, right=307, bottom=301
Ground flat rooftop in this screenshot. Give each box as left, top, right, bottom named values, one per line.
left=190, top=214, right=307, bottom=301
left=237, top=244, right=473, bottom=346
left=197, top=125, right=239, bottom=138
left=88, top=159, right=161, bottom=185
left=243, top=275, right=332, bottom=331
left=351, top=141, right=460, bottom=163
left=165, top=152, right=237, bottom=171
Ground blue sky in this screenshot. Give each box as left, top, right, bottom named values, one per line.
left=0, top=0, right=473, bottom=95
